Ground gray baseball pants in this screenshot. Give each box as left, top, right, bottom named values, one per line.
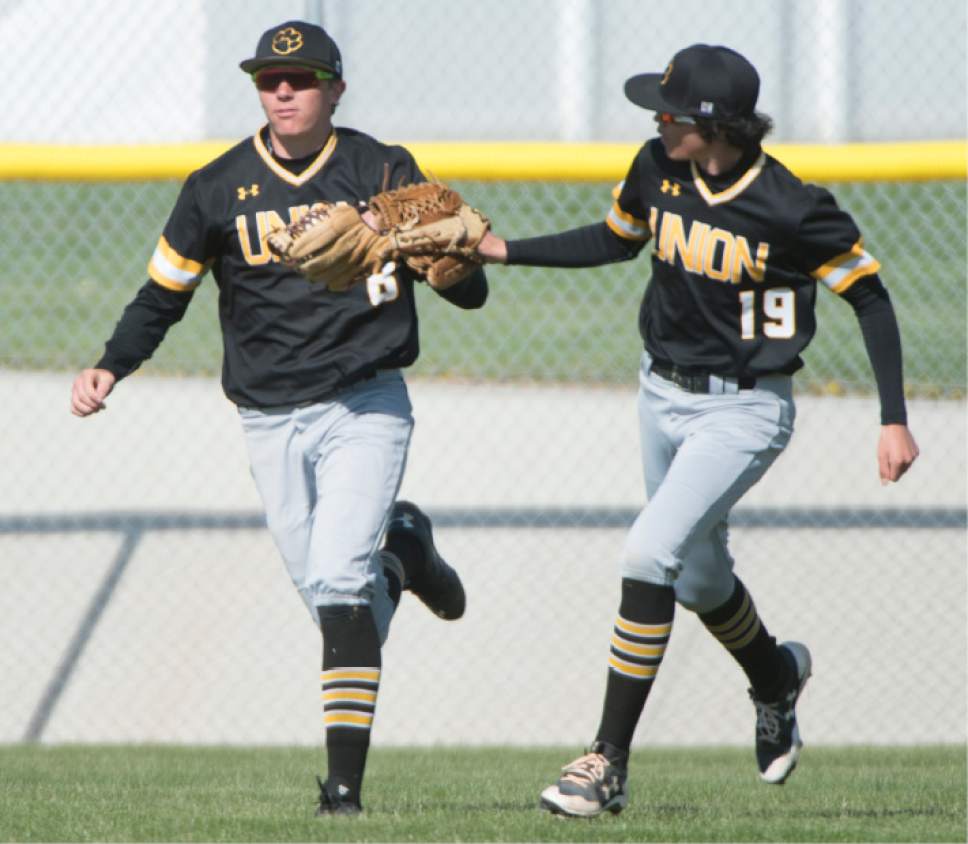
left=623, top=351, right=796, bottom=612
left=238, top=370, right=413, bottom=643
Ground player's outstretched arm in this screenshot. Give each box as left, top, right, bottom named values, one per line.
left=71, top=368, right=117, bottom=417
left=480, top=223, right=642, bottom=269
left=877, top=424, right=919, bottom=485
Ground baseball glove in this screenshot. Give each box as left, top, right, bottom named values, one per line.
left=368, top=182, right=490, bottom=290
left=265, top=202, right=390, bottom=292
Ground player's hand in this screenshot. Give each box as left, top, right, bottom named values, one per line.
left=71, top=368, right=117, bottom=417
left=477, top=231, right=508, bottom=264
left=877, top=423, right=919, bottom=485
left=361, top=208, right=379, bottom=231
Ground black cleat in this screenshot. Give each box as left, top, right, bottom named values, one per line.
left=539, top=741, right=629, bottom=818
left=315, top=775, right=362, bottom=816
left=750, top=641, right=812, bottom=784
left=386, top=501, right=465, bottom=620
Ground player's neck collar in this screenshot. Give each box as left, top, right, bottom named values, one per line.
left=691, top=148, right=765, bottom=207
left=255, top=126, right=338, bottom=186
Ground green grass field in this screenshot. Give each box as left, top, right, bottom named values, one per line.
left=0, top=180, right=964, bottom=395
left=0, top=745, right=963, bottom=842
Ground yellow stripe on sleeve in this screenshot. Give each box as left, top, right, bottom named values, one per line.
left=606, top=202, right=650, bottom=241
left=828, top=260, right=882, bottom=293
left=147, top=236, right=209, bottom=290
left=811, top=240, right=882, bottom=293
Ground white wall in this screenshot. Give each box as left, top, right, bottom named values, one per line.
left=1, top=373, right=964, bottom=746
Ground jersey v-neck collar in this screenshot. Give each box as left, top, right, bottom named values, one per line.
left=254, top=126, right=338, bottom=187
left=690, top=150, right=766, bottom=207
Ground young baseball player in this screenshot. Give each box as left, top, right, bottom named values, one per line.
left=70, top=20, right=487, bottom=816
left=478, top=43, right=919, bottom=818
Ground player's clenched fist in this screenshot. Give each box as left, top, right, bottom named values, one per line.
left=877, top=423, right=920, bottom=485
left=71, top=368, right=116, bottom=417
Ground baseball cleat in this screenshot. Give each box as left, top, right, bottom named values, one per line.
left=539, top=741, right=629, bottom=818
left=750, top=641, right=812, bottom=784
left=386, top=500, right=465, bottom=620
left=314, top=775, right=362, bottom=816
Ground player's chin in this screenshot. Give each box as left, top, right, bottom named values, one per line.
left=660, top=139, right=689, bottom=160
left=270, top=114, right=307, bottom=134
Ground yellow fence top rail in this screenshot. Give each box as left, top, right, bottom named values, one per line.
left=1, top=140, right=964, bottom=183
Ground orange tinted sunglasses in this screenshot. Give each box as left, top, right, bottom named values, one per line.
left=657, top=112, right=697, bottom=125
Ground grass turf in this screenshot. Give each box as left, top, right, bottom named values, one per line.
left=0, top=745, right=963, bottom=842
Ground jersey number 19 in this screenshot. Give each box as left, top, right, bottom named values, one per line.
left=738, top=287, right=795, bottom=340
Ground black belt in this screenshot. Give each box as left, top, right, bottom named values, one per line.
left=650, top=359, right=756, bottom=393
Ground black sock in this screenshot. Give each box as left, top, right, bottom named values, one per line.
left=698, top=576, right=788, bottom=699
left=319, top=604, right=382, bottom=806
left=594, top=578, right=675, bottom=754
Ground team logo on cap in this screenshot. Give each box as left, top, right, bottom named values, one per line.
left=660, top=61, right=673, bottom=86
left=272, top=27, right=304, bottom=56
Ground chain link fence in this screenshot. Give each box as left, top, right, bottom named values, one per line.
left=0, top=0, right=964, bottom=748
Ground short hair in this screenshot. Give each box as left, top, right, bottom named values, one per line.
left=695, top=111, right=774, bottom=150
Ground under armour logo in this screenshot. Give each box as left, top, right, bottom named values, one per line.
left=237, top=184, right=260, bottom=200
left=660, top=179, right=681, bottom=196
left=391, top=513, right=415, bottom=531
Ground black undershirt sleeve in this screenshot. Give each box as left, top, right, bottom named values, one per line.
left=506, top=222, right=644, bottom=268
left=432, top=266, right=488, bottom=309
left=839, top=275, right=908, bottom=425
left=95, top=280, right=194, bottom=380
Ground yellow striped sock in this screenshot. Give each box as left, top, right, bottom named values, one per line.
left=321, top=666, right=380, bottom=731
left=608, top=614, right=671, bottom=680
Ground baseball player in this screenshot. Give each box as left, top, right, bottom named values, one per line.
left=477, top=44, right=919, bottom=817
left=69, top=20, right=487, bottom=816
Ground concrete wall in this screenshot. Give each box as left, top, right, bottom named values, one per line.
left=1, top=372, right=964, bottom=746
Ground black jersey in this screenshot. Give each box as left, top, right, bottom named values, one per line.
left=607, top=139, right=881, bottom=377
left=116, top=126, right=485, bottom=408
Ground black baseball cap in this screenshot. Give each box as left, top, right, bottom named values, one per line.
left=624, top=44, right=759, bottom=120
left=240, top=21, right=343, bottom=77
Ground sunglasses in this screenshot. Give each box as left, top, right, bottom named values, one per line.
left=656, top=112, right=698, bottom=125
left=252, top=66, right=335, bottom=92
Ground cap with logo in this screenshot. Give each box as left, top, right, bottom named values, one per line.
left=240, top=21, right=343, bottom=78
left=624, top=44, right=759, bottom=120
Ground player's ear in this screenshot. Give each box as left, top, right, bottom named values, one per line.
left=329, top=79, right=347, bottom=113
